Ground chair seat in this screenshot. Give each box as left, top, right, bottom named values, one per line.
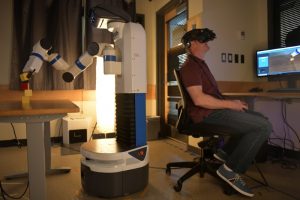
left=180, top=122, right=234, bottom=138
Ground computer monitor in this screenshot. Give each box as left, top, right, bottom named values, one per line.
left=256, top=45, right=300, bottom=92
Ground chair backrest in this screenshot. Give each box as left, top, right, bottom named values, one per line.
left=174, top=69, right=234, bottom=138
left=173, top=68, right=192, bottom=132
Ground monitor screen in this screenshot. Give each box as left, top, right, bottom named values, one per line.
left=256, top=45, right=300, bottom=77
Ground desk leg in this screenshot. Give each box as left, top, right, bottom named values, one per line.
left=26, top=122, right=47, bottom=200
left=5, top=121, right=71, bottom=181
left=44, top=121, right=71, bottom=175
left=44, top=121, right=51, bottom=170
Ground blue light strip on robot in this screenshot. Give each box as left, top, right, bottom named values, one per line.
left=135, top=93, right=146, bottom=146
left=75, top=59, right=86, bottom=70
left=49, top=54, right=61, bottom=65
left=31, top=52, right=44, bottom=61
left=104, top=55, right=117, bottom=61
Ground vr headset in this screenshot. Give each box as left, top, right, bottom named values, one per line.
left=181, top=28, right=216, bottom=48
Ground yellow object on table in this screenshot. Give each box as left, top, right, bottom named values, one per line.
left=22, top=89, right=33, bottom=108
left=24, top=89, right=32, bottom=97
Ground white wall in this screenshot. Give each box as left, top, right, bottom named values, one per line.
left=0, top=0, right=13, bottom=85
left=202, top=0, right=268, bottom=81
left=136, top=0, right=170, bottom=116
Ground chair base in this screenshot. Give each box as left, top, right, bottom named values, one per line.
left=166, top=156, right=268, bottom=195
left=166, top=156, right=235, bottom=194
left=166, top=137, right=231, bottom=193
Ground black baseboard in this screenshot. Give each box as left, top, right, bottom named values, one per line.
left=267, top=144, right=300, bottom=160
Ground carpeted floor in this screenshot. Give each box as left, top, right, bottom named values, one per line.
left=0, top=139, right=299, bottom=200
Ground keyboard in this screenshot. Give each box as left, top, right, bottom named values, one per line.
left=267, top=88, right=300, bottom=93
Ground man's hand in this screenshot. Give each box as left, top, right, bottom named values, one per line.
left=229, top=100, right=248, bottom=112
left=186, top=85, right=249, bottom=111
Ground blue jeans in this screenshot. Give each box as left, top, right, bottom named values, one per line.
left=202, top=109, right=272, bottom=174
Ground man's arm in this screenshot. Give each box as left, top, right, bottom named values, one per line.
left=186, top=85, right=248, bottom=111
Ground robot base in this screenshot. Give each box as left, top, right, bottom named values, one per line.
left=80, top=139, right=149, bottom=198
left=81, top=163, right=148, bottom=198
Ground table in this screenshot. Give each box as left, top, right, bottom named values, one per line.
left=222, top=92, right=300, bottom=98
left=223, top=92, right=300, bottom=109
left=0, top=100, right=79, bottom=200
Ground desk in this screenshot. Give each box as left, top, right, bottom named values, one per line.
left=223, top=92, right=300, bottom=151
left=223, top=92, right=300, bottom=98
left=223, top=92, right=300, bottom=109
left=0, top=100, right=79, bottom=200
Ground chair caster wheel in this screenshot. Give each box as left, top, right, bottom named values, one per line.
left=166, top=167, right=171, bottom=175
left=173, top=181, right=182, bottom=192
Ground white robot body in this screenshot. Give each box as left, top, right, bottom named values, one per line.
left=81, top=138, right=148, bottom=173
left=80, top=22, right=148, bottom=198
left=115, top=22, right=147, bottom=93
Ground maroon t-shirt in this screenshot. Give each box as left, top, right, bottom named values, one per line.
left=180, top=54, right=223, bottom=123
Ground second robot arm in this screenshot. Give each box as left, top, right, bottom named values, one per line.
left=62, top=42, right=120, bottom=82
left=20, top=38, right=70, bottom=82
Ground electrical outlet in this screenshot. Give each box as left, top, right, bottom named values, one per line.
left=234, top=54, right=239, bottom=63
left=241, top=54, right=245, bottom=63
left=228, top=53, right=233, bottom=63
left=221, top=53, right=226, bottom=62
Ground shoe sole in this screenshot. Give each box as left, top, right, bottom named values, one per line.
left=213, top=154, right=225, bottom=163
left=216, top=170, right=254, bottom=197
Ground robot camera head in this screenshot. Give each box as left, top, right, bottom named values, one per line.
left=181, top=28, right=216, bottom=48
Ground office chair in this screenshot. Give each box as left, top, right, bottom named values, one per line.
left=166, top=69, right=269, bottom=193
left=166, top=68, right=233, bottom=192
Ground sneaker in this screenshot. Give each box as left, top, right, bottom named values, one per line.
left=217, top=164, right=254, bottom=197
left=213, top=149, right=228, bottom=163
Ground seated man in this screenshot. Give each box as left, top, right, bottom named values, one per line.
left=179, top=28, right=272, bottom=197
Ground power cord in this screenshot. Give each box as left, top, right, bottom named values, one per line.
left=0, top=180, right=29, bottom=199
left=268, top=101, right=300, bottom=170
left=89, top=122, right=97, bottom=141
left=281, top=101, right=300, bottom=144
left=10, top=123, right=21, bottom=148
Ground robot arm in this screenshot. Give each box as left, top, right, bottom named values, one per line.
left=20, top=38, right=120, bottom=84
left=20, top=38, right=70, bottom=82
left=62, top=42, right=120, bottom=82
left=20, top=38, right=52, bottom=82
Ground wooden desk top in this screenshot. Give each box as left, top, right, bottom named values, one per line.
left=223, top=92, right=300, bottom=99
left=0, top=100, right=79, bottom=117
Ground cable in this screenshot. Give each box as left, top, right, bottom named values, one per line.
left=0, top=183, right=6, bottom=200
left=266, top=184, right=299, bottom=200
left=282, top=101, right=300, bottom=144
left=268, top=138, right=299, bottom=170
left=0, top=180, right=29, bottom=199
left=268, top=137, right=297, bottom=151
left=272, top=100, right=300, bottom=157
left=10, top=123, right=21, bottom=148
left=57, top=119, right=63, bottom=138
left=89, top=122, right=97, bottom=141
